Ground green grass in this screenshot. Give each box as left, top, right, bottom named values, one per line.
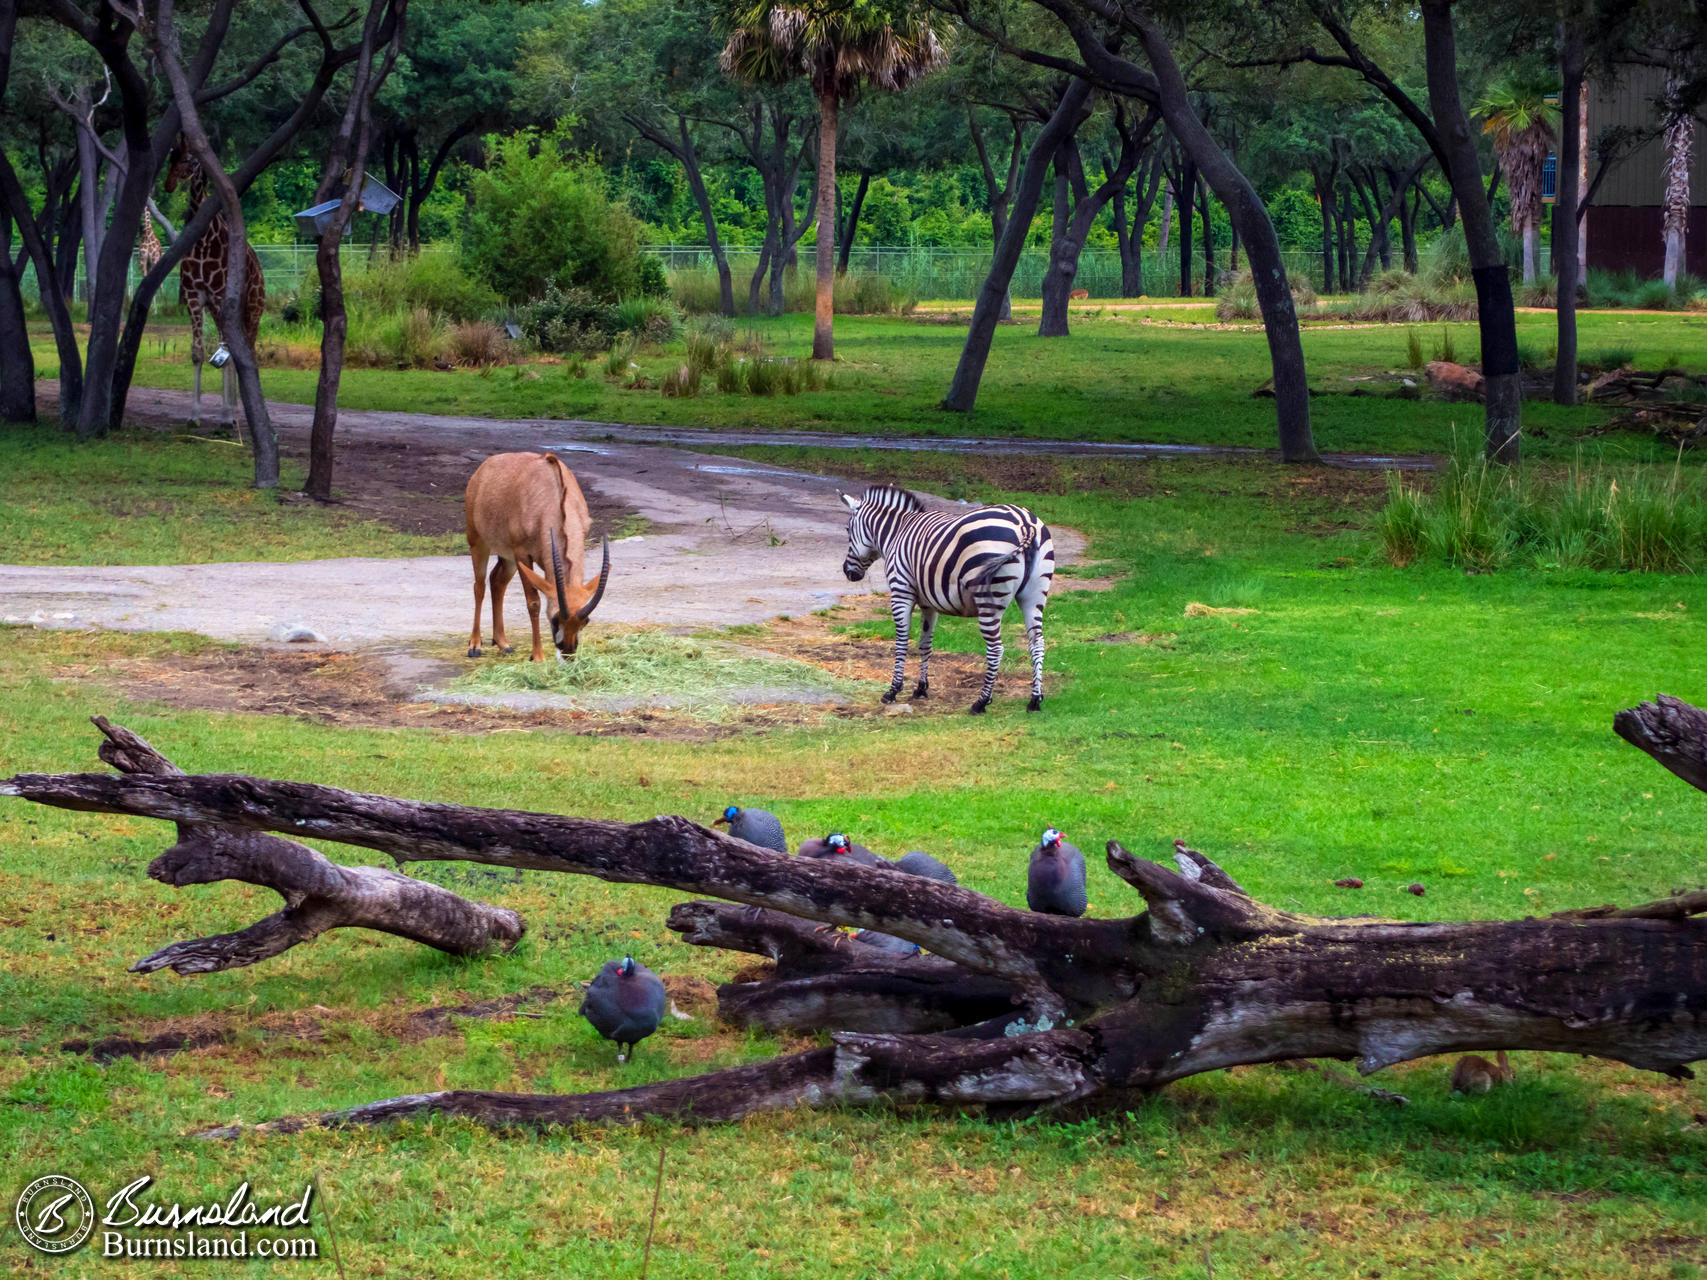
left=1, top=452, right=1704, bottom=1275
left=451, top=630, right=860, bottom=712
left=33, top=306, right=1707, bottom=460
left=0, top=423, right=461, bottom=564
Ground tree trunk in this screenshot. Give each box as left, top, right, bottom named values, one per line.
left=1197, top=174, right=1213, bottom=285
left=1337, top=193, right=1353, bottom=291
left=1038, top=140, right=1074, bottom=337
left=7, top=707, right=1704, bottom=1140
left=1130, top=15, right=1318, bottom=461
left=0, top=212, right=33, bottom=424
left=838, top=171, right=869, bottom=276
left=1400, top=184, right=1420, bottom=274
left=677, top=121, right=735, bottom=318
left=1315, top=170, right=1336, bottom=292
left=0, top=153, right=82, bottom=427
left=1157, top=175, right=1173, bottom=281
left=943, top=79, right=1093, bottom=413
left=1177, top=156, right=1196, bottom=296
left=748, top=230, right=773, bottom=315
left=1522, top=224, right=1538, bottom=285
left=813, top=91, right=837, bottom=361
left=1421, top=0, right=1521, bottom=462
left=1554, top=22, right=1582, bottom=406
left=1661, top=73, right=1693, bottom=291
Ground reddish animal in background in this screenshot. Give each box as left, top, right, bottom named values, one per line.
left=1069, top=288, right=1089, bottom=300
left=464, top=452, right=611, bottom=661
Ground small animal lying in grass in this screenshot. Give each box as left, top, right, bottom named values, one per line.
left=580, top=956, right=666, bottom=1063
left=1069, top=288, right=1090, bottom=300
left=1449, top=1049, right=1514, bottom=1094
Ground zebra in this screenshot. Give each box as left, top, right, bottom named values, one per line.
left=839, top=484, right=1055, bottom=714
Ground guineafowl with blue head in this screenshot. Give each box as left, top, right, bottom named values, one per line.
left=796, top=832, right=887, bottom=868
left=580, top=955, right=667, bottom=1062
left=1026, top=826, right=1087, bottom=917
left=712, top=804, right=787, bottom=853
left=893, top=850, right=957, bottom=885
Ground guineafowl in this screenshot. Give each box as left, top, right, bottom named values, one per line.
left=579, top=956, right=667, bottom=1063
left=1027, top=826, right=1087, bottom=917
left=852, top=929, right=921, bottom=957
left=893, top=850, right=957, bottom=885
left=712, top=804, right=787, bottom=853
left=797, top=832, right=887, bottom=868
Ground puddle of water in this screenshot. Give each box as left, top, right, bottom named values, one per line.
left=693, top=464, right=831, bottom=481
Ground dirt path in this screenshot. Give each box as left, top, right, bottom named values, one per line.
left=3, top=385, right=1089, bottom=646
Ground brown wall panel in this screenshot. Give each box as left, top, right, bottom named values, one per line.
left=1586, top=205, right=1707, bottom=277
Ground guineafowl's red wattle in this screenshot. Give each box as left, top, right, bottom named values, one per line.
left=796, top=832, right=887, bottom=868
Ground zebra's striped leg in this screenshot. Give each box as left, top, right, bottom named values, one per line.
left=882, top=593, right=912, bottom=703
left=969, top=609, right=1003, bottom=715
left=1025, top=619, right=1045, bottom=711
left=912, top=608, right=937, bottom=699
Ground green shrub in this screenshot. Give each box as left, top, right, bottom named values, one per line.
left=349, top=307, right=448, bottom=369
left=1377, top=451, right=1707, bottom=573
left=1404, top=330, right=1424, bottom=369
left=1331, top=271, right=1477, bottom=323
left=354, top=252, right=499, bottom=321
left=1214, top=270, right=1319, bottom=321
left=669, top=265, right=915, bottom=316
left=604, top=336, right=638, bottom=378
left=669, top=267, right=730, bottom=315
left=517, top=284, right=617, bottom=354
left=1432, top=327, right=1458, bottom=364
left=612, top=295, right=681, bottom=345
left=1585, top=347, right=1634, bottom=373
left=465, top=133, right=652, bottom=303
left=661, top=362, right=702, bottom=398
left=715, top=351, right=741, bottom=393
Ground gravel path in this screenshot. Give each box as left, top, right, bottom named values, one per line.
left=3, top=386, right=1088, bottom=646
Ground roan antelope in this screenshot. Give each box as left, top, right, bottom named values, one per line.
left=464, top=452, right=611, bottom=661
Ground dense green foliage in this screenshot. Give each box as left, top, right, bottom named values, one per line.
left=464, top=135, right=661, bottom=303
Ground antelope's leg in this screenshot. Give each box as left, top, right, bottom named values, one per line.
left=467, top=546, right=490, bottom=658
left=520, top=573, right=544, bottom=662
left=489, top=560, right=517, bottom=655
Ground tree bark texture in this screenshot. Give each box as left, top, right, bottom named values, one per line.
left=813, top=91, right=838, bottom=360
left=83, top=717, right=522, bottom=974
left=1553, top=23, right=1583, bottom=406
left=838, top=171, right=870, bottom=276
left=0, top=204, right=34, bottom=424
left=5, top=704, right=1705, bottom=1138
left=942, top=78, right=1093, bottom=413
left=1418, top=0, right=1521, bottom=461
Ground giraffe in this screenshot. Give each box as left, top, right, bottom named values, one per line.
left=136, top=217, right=161, bottom=275
left=162, top=142, right=265, bottom=433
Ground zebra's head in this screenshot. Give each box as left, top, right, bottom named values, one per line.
left=838, top=485, right=920, bottom=582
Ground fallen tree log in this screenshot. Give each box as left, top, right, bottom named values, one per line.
left=86, top=718, right=523, bottom=973
left=2, top=710, right=1704, bottom=1135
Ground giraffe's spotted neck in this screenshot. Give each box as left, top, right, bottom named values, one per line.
left=184, top=166, right=208, bottom=219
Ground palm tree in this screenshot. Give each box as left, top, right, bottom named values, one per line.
left=1474, top=74, right=1560, bottom=285
left=1660, top=71, right=1695, bottom=290
left=720, top=0, right=946, bottom=360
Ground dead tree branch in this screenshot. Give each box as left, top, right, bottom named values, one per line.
left=88, top=717, right=522, bottom=973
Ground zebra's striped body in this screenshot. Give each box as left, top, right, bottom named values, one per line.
left=839, top=484, right=1055, bottom=713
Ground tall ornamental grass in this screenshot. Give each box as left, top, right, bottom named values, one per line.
left=1377, top=450, right=1707, bottom=573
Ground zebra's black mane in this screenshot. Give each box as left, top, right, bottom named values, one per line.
left=862, top=483, right=922, bottom=513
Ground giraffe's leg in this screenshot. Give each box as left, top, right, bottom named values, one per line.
left=467, top=545, right=490, bottom=658
left=969, top=606, right=1004, bottom=715
left=882, top=592, right=912, bottom=703
left=188, top=302, right=204, bottom=429
left=489, top=560, right=517, bottom=655
left=912, top=608, right=937, bottom=699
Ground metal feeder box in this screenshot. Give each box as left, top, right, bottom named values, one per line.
left=291, top=176, right=402, bottom=238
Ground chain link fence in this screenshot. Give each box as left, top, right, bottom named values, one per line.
left=27, top=240, right=1361, bottom=310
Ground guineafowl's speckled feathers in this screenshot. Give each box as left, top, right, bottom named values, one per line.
left=1026, top=829, right=1087, bottom=917
left=717, top=806, right=788, bottom=853
left=580, top=956, right=667, bottom=1061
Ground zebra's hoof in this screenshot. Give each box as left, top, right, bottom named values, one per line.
left=911, top=682, right=929, bottom=700
left=968, top=700, right=989, bottom=716
left=881, top=688, right=900, bottom=704
left=1027, top=696, right=1042, bottom=712
left=466, top=646, right=483, bottom=659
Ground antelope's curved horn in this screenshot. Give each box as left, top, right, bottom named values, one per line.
left=575, top=536, right=611, bottom=624
left=549, top=529, right=570, bottom=623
